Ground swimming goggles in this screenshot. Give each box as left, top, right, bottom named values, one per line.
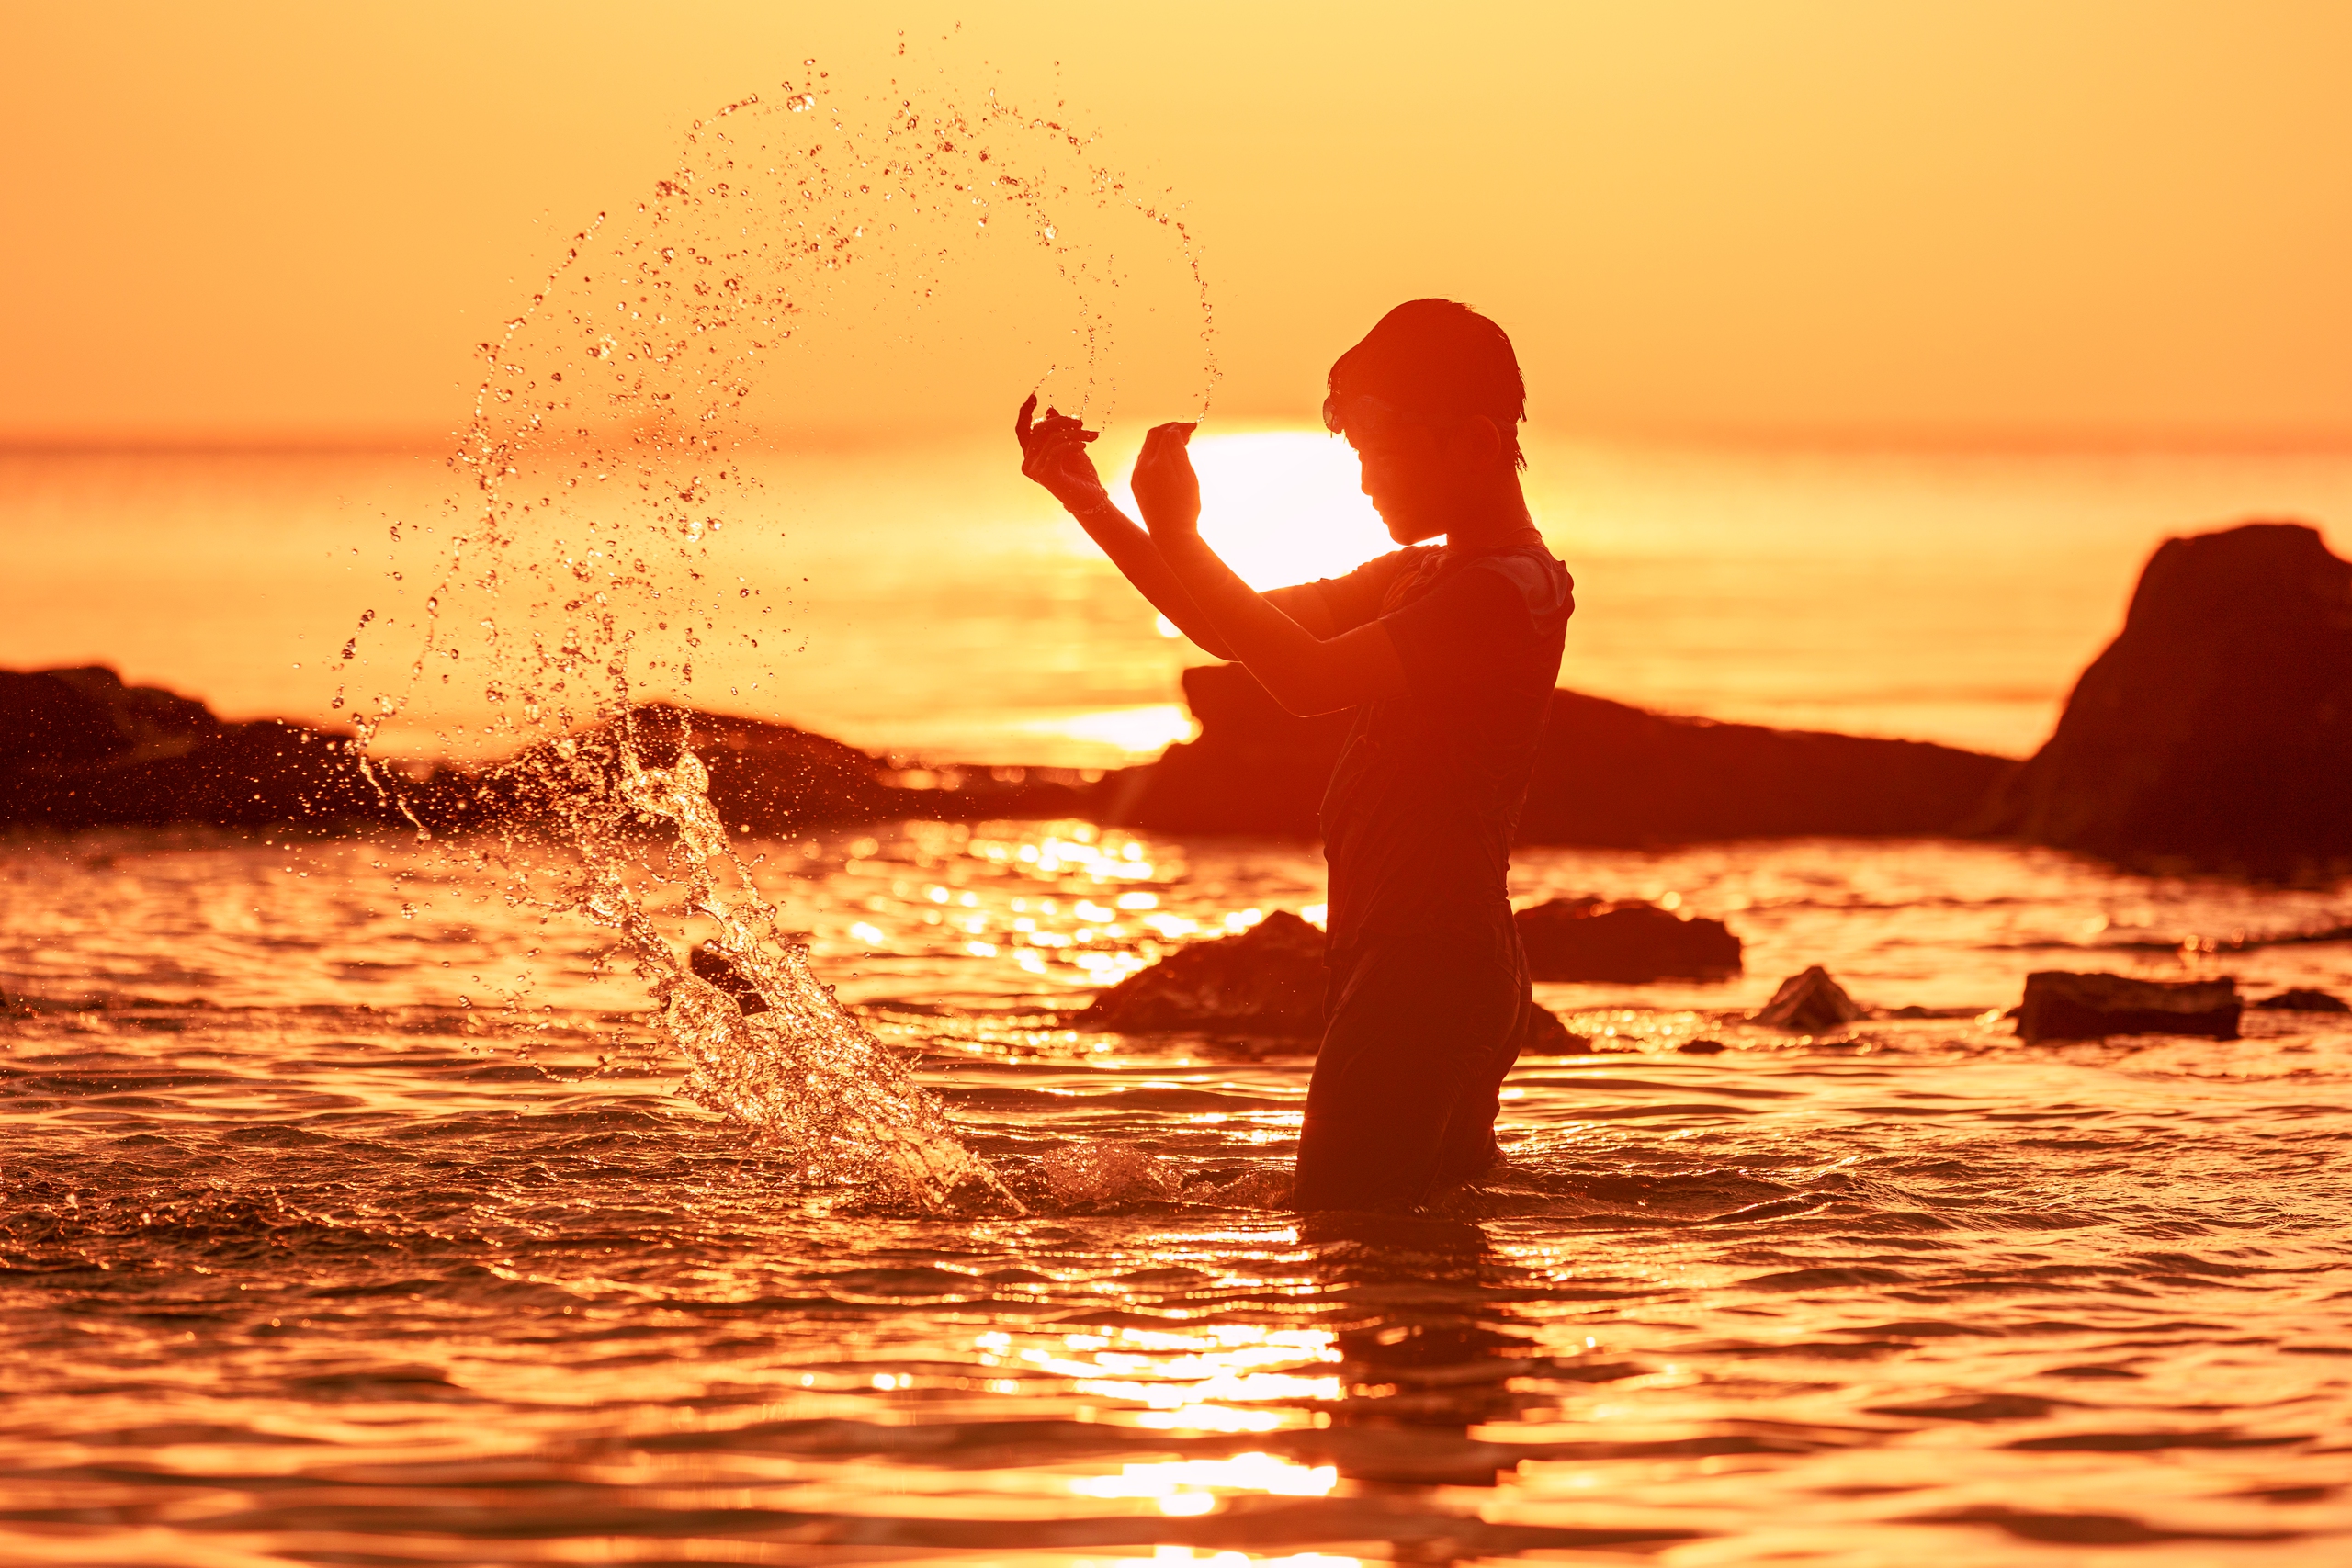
left=1321, top=391, right=1430, bottom=443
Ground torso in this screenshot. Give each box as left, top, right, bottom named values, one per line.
left=1316, top=538, right=1574, bottom=958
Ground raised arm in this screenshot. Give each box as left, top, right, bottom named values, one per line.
left=1131, top=423, right=1407, bottom=716
left=1014, top=396, right=1237, bottom=660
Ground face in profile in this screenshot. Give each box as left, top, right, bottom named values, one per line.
left=1330, top=394, right=1501, bottom=545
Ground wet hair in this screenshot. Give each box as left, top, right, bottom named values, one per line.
left=1326, top=299, right=1527, bottom=470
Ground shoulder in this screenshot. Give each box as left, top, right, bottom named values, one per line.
left=1312, top=546, right=1438, bottom=629
left=1340, top=546, right=1435, bottom=590
left=1461, top=546, right=1572, bottom=622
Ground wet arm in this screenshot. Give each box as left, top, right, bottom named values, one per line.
left=1153, top=532, right=1406, bottom=716
left=1067, top=497, right=1238, bottom=660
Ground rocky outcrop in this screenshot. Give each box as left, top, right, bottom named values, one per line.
left=1514, top=897, right=1742, bottom=982
left=2252, top=987, right=2346, bottom=1014
left=1752, top=966, right=1865, bottom=1032
left=1104, top=664, right=2010, bottom=845
left=0, top=666, right=394, bottom=830
left=1976, top=523, right=2352, bottom=876
left=2017, top=972, right=2241, bottom=1042
left=1080, top=911, right=1329, bottom=1035
left=0, top=668, right=1092, bottom=835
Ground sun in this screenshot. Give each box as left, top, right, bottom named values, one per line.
left=1118, top=429, right=1394, bottom=591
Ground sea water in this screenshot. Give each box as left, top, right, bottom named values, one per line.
left=3, top=823, right=2349, bottom=1561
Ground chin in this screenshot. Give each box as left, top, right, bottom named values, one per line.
left=1383, top=514, right=1440, bottom=546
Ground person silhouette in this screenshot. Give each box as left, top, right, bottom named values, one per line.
left=1016, top=299, right=1573, bottom=1213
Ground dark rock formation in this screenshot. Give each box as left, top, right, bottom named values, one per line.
left=1104, top=664, right=2010, bottom=844
left=0, top=666, right=395, bottom=830
left=1752, top=966, right=1865, bottom=1032
left=1079, top=909, right=1588, bottom=1049
left=1521, top=1005, right=1589, bottom=1055
left=1514, top=897, right=1742, bottom=982
left=0, top=668, right=1091, bottom=835
left=689, top=945, right=770, bottom=1015
left=1976, top=523, right=2352, bottom=875
left=2253, top=987, right=2348, bottom=1014
left=1080, top=911, right=1329, bottom=1035
left=2017, top=972, right=2241, bottom=1042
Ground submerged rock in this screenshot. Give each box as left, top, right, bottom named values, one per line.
left=1752, top=966, right=1865, bottom=1032
left=2017, top=971, right=2242, bottom=1042
left=1079, top=911, right=1328, bottom=1035
left=2252, top=987, right=2348, bottom=1014
left=1514, top=897, right=1742, bottom=982
left=1103, top=663, right=2010, bottom=844
left=1976, top=523, right=2352, bottom=876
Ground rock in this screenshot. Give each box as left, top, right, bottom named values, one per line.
left=2017, top=971, right=2241, bottom=1042
left=0, top=664, right=218, bottom=762
left=0, top=664, right=398, bottom=831
left=1080, top=909, right=1586, bottom=1048
left=1752, top=966, right=1865, bottom=1032
left=1678, top=1038, right=1729, bottom=1055
left=1975, top=523, right=2352, bottom=876
left=1102, top=663, right=2011, bottom=844
left=0, top=668, right=1092, bottom=835
left=2253, top=987, right=2349, bottom=1013
left=1514, top=897, right=1742, bottom=981
left=1080, top=911, right=1329, bottom=1035
left=1521, top=1005, right=1593, bottom=1055
left=1093, top=666, right=1351, bottom=836
left=689, top=946, right=770, bottom=1015
left=433, top=703, right=1098, bottom=837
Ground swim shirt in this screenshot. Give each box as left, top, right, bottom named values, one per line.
left=1306, top=533, right=1574, bottom=958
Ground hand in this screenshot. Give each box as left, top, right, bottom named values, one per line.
left=1015, top=394, right=1113, bottom=514
left=1131, top=422, right=1201, bottom=540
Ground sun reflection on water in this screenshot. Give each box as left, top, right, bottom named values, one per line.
left=1071, top=1452, right=1341, bottom=1512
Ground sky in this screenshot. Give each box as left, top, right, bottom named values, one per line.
left=7, top=1, right=2350, bottom=447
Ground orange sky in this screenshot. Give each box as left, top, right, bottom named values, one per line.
left=7, top=1, right=2349, bottom=447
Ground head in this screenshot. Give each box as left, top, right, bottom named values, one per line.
left=1324, top=299, right=1526, bottom=544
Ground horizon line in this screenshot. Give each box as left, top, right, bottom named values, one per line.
left=7, top=419, right=2352, bottom=459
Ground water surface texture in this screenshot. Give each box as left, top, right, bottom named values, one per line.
left=6, top=824, right=2348, bottom=1564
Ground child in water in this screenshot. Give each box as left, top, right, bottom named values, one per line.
left=1015, top=299, right=1573, bottom=1212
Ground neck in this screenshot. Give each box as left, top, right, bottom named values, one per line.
left=1419, top=472, right=1534, bottom=548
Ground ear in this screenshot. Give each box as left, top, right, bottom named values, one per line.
left=1445, top=416, right=1505, bottom=468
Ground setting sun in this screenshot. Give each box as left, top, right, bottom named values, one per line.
left=1122, top=430, right=1393, bottom=592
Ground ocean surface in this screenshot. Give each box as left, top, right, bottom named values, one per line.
left=7, top=438, right=2352, bottom=761
left=4, top=821, right=2349, bottom=1564
left=6, top=440, right=2352, bottom=1563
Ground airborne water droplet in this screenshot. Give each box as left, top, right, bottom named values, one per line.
left=346, top=36, right=1212, bottom=1213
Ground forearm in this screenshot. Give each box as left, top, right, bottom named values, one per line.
left=1070, top=499, right=1236, bottom=659
left=1155, top=532, right=1375, bottom=715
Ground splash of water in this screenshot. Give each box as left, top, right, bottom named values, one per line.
left=339, top=35, right=1215, bottom=1210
